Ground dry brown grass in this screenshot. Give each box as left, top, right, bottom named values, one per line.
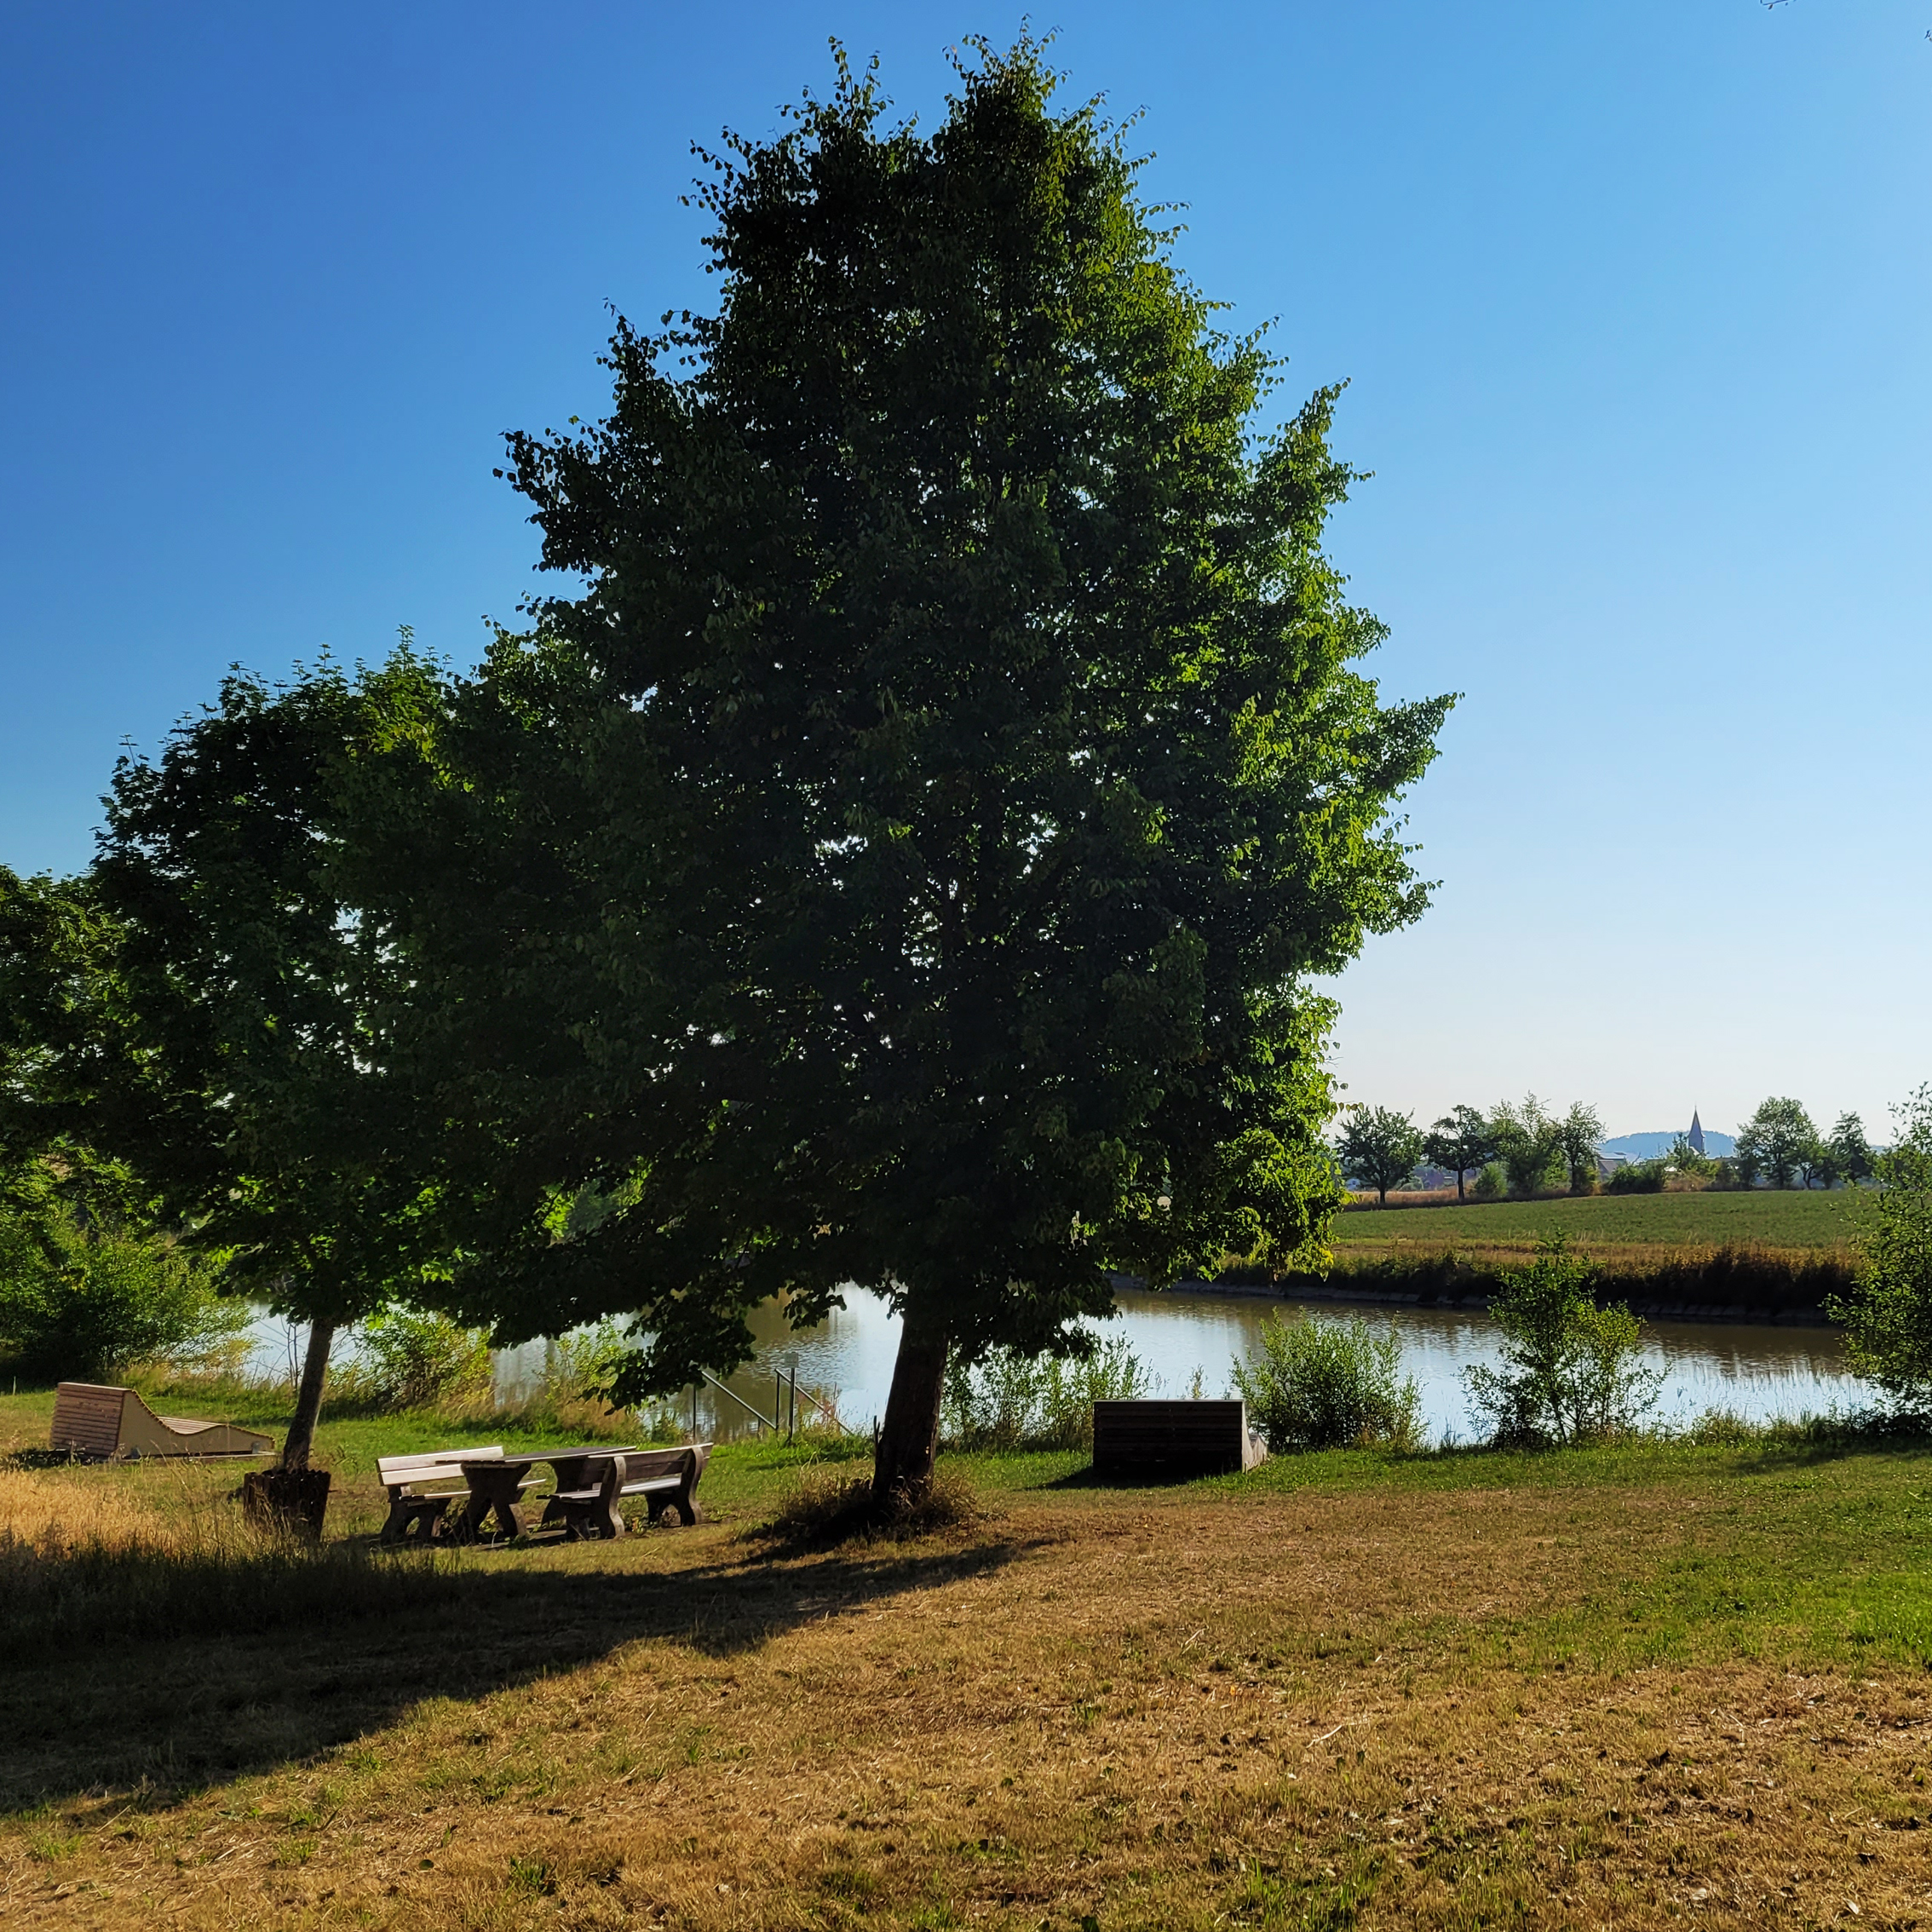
left=0, top=1460, right=174, bottom=1549
left=6, top=1457, right=1932, bottom=1930
left=753, top=1464, right=986, bottom=1551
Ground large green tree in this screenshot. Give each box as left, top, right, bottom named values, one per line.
left=1337, top=1107, right=1425, bottom=1207
left=1423, top=1105, right=1496, bottom=1205
left=1556, top=1101, right=1606, bottom=1195
left=1736, top=1095, right=1819, bottom=1192
left=1830, top=1112, right=1877, bottom=1187
left=1828, top=1087, right=1932, bottom=1410
left=388, top=41, right=1452, bottom=1502
left=1490, top=1095, right=1564, bottom=1199
left=12, top=654, right=451, bottom=1469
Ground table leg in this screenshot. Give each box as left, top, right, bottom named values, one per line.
left=459, top=1470, right=524, bottom=1544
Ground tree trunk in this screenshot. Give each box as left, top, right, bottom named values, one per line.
left=280, top=1319, right=336, bottom=1471
left=1455, top=1166, right=1466, bottom=1203
left=873, top=1310, right=949, bottom=1505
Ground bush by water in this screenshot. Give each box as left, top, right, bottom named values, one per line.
left=1232, top=1311, right=1423, bottom=1452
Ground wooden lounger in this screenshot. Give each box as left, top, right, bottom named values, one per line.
left=1091, top=1400, right=1268, bottom=1479
left=50, top=1382, right=274, bottom=1461
left=542, top=1445, right=711, bottom=1540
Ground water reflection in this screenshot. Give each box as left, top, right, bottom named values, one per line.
left=611, top=1286, right=1859, bottom=1446
left=241, top=1286, right=1860, bottom=1447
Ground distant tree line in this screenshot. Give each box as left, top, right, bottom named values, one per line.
left=1334, top=1093, right=1881, bottom=1205
left=1335, top=1095, right=1601, bottom=1205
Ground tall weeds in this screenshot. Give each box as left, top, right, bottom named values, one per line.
left=0, top=1462, right=461, bottom=1651
left=942, top=1337, right=1151, bottom=1452
left=1233, top=1312, right=1422, bottom=1452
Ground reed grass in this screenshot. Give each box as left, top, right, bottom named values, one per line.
left=1262, top=1239, right=1855, bottom=1315
left=0, top=1458, right=465, bottom=1652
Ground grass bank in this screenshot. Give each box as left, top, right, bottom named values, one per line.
left=1330, top=1189, right=1862, bottom=1254
left=5, top=1384, right=1932, bottom=1929
left=1224, top=1191, right=1867, bottom=1321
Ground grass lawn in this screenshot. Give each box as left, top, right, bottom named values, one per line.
left=7, top=1389, right=1932, bottom=1928
left=1329, top=1189, right=1865, bottom=1259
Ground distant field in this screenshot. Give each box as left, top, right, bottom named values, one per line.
left=1329, top=1188, right=1863, bottom=1256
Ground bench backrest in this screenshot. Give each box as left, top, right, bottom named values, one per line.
left=1091, top=1400, right=1264, bottom=1476
left=601, top=1443, right=711, bottom=1493
left=377, top=1446, right=504, bottom=1486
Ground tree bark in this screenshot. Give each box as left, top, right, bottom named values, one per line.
left=1455, top=1166, right=1466, bottom=1204
left=280, top=1319, right=335, bottom=1471
left=872, top=1310, right=949, bottom=1505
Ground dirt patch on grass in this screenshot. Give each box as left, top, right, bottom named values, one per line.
left=4, top=1475, right=1931, bottom=1927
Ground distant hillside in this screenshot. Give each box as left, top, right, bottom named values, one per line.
left=1601, top=1129, right=1736, bottom=1161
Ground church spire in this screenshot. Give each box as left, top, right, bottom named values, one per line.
left=1688, top=1109, right=1705, bottom=1156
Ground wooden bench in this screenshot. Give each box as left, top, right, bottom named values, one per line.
left=541, top=1445, right=711, bottom=1540
left=377, top=1446, right=533, bottom=1544
left=1091, top=1400, right=1268, bottom=1479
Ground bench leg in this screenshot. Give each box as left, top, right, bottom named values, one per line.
left=658, top=1481, right=703, bottom=1527
left=381, top=1498, right=451, bottom=1545
left=548, top=1498, right=623, bottom=1540
left=405, top=1498, right=451, bottom=1544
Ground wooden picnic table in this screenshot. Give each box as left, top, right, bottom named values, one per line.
left=452, top=1445, right=639, bottom=1544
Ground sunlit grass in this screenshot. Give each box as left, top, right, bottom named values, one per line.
left=1328, top=1188, right=1862, bottom=1254
left=3, top=1402, right=1932, bottom=1926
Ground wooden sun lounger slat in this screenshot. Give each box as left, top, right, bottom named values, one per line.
left=50, top=1382, right=273, bottom=1460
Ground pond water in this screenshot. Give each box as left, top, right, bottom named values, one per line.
left=246, top=1286, right=1861, bottom=1446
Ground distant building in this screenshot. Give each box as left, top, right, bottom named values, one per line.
left=1688, top=1109, right=1705, bottom=1156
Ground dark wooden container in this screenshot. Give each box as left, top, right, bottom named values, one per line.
left=1091, top=1399, right=1268, bottom=1479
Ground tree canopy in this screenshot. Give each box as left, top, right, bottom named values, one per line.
left=1337, top=1107, right=1425, bottom=1207
left=3, top=654, right=453, bottom=1464
left=1423, top=1105, right=1497, bottom=1204
left=1736, top=1096, right=1820, bottom=1192
left=370, top=38, right=1453, bottom=1496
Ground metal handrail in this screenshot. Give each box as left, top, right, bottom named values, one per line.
left=693, top=1365, right=860, bottom=1441
left=790, top=1379, right=853, bottom=1431
left=699, top=1368, right=779, bottom=1432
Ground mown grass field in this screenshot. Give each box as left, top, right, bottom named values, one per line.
left=1330, top=1189, right=1863, bottom=1260
left=7, top=1389, right=1932, bottom=1929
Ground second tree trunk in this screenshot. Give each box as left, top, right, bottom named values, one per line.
left=279, top=1318, right=336, bottom=1472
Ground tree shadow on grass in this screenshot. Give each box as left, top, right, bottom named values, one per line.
left=0, top=1530, right=1035, bottom=1815
left=1728, top=1434, right=1932, bottom=1475
left=1037, top=1462, right=1228, bottom=1491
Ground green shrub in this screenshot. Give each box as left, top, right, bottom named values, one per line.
left=1463, top=1233, right=1662, bottom=1446
left=1605, top=1159, right=1665, bottom=1194
left=1471, top=1163, right=1507, bottom=1202
left=539, top=1320, right=634, bottom=1400
left=943, top=1336, right=1150, bottom=1451
left=1231, top=1311, right=1422, bottom=1452
left=492, top=1320, right=653, bottom=1439
left=1827, top=1087, right=1932, bottom=1416
left=0, top=1198, right=246, bottom=1381
left=348, top=1302, right=494, bottom=1411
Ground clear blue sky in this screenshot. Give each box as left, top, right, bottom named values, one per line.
left=3, top=3, right=1927, bottom=1142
